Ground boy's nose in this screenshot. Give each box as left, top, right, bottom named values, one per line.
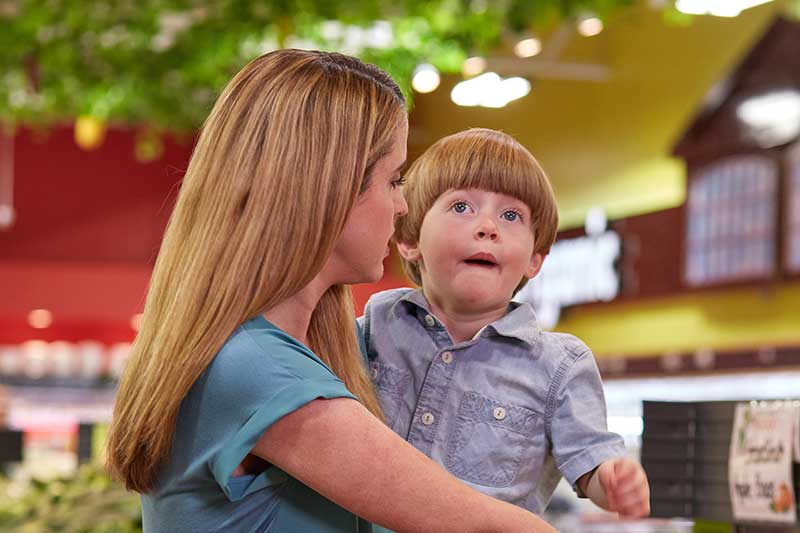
left=475, top=219, right=498, bottom=240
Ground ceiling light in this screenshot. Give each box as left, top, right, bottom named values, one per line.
left=577, top=15, right=603, bottom=37
left=514, top=37, right=542, bottom=58
left=451, top=72, right=499, bottom=107
left=0, top=205, right=14, bottom=229
left=130, top=313, right=144, bottom=332
left=411, top=63, right=440, bottom=93
left=737, top=90, right=800, bottom=148
left=462, top=56, right=487, bottom=77
left=450, top=73, right=531, bottom=108
left=675, top=0, right=774, bottom=17
left=28, top=309, right=53, bottom=329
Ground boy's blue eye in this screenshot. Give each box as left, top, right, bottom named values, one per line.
left=503, top=210, right=520, bottom=222
left=452, top=201, right=469, bottom=213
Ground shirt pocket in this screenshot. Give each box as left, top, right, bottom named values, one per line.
left=370, top=361, right=411, bottom=430
left=444, top=391, right=542, bottom=488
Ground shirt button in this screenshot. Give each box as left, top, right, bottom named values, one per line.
left=493, top=407, right=507, bottom=421
left=421, top=412, right=435, bottom=425
left=371, top=367, right=379, bottom=379
left=424, top=314, right=435, bottom=327
left=441, top=351, right=453, bottom=364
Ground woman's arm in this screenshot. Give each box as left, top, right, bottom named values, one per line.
left=251, top=397, right=557, bottom=533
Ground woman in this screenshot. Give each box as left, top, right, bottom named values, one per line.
left=106, top=49, right=556, bottom=532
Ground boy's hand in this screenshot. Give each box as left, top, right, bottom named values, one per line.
left=595, top=458, right=650, bottom=518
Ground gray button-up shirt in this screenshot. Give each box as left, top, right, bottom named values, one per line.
left=359, top=288, right=625, bottom=514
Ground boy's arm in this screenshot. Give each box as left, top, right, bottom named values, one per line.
left=547, top=339, right=649, bottom=515
left=578, top=458, right=650, bottom=518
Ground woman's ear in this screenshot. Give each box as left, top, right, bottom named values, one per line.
left=396, top=240, right=422, bottom=262
left=525, top=252, right=545, bottom=279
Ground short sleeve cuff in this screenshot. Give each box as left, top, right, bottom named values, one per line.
left=210, top=378, right=357, bottom=501
left=559, top=441, right=627, bottom=490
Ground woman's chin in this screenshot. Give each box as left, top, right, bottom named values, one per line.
left=346, top=264, right=384, bottom=286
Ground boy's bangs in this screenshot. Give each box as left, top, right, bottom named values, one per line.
left=428, top=134, right=545, bottom=218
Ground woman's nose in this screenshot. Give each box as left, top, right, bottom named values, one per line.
left=395, top=189, right=408, bottom=217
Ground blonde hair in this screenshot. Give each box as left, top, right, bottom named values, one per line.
left=397, top=128, right=558, bottom=289
left=106, top=50, right=405, bottom=493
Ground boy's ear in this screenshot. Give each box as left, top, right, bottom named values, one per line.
left=525, top=252, right=545, bottom=279
left=396, top=240, right=422, bottom=262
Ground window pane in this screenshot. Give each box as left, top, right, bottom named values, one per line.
left=685, top=155, right=777, bottom=286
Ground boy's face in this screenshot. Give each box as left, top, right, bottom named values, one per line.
left=399, top=188, right=544, bottom=312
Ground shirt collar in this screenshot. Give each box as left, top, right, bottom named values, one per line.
left=393, top=288, right=541, bottom=346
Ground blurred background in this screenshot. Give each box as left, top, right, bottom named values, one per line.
left=1, top=0, right=799, bottom=531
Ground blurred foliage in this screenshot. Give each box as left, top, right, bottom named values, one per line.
left=0, top=461, right=142, bottom=532
left=0, top=0, right=637, bottom=134
left=4, top=0, right=798, bottom=142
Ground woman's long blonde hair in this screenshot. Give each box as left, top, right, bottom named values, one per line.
left=106, top=49, right=405, bottom=493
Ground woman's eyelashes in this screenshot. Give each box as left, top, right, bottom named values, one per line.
left=391, top=174, right=406, bottom=189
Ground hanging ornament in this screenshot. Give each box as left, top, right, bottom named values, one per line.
left=74, top=115, right=106, bottom=150
left=134, top=128, right=165, bottom=163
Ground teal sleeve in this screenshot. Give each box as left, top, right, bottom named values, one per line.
left=212, top=378, right=358, bottom=501
left=202, top=320, right=358, bottom=502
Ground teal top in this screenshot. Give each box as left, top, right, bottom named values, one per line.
left=141, top=315, right=371, bottom=532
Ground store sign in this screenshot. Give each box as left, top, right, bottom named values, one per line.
left=515, top=208, right=621, bottom=329
left=729, top=402, right=798, bottom=524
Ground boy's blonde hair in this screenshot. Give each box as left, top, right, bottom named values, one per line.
left=396, top=128, right=558, bottom=289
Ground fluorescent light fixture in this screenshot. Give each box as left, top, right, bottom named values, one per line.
left=514, top=37, right=542, bottom=58
left=450, top=72, right=531, bottom=108
left=676, top=0, right=774, bottom=17
left=737, top=90, right=800, bottom=148
left=411, top=63, right=440, bottom=93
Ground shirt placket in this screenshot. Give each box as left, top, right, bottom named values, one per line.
left=405, top=312, right=459, bottom=456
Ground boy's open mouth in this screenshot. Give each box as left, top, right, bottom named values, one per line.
left=464, top=252, right=498, bottom=268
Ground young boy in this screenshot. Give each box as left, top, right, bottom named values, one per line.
left=360, top=128, right=650, bottom=518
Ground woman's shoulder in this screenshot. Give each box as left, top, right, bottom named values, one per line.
left=207, top=315, right=339, bottom=389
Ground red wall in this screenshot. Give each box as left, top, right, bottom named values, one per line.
left=0, top=127, right=409, bottom=344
